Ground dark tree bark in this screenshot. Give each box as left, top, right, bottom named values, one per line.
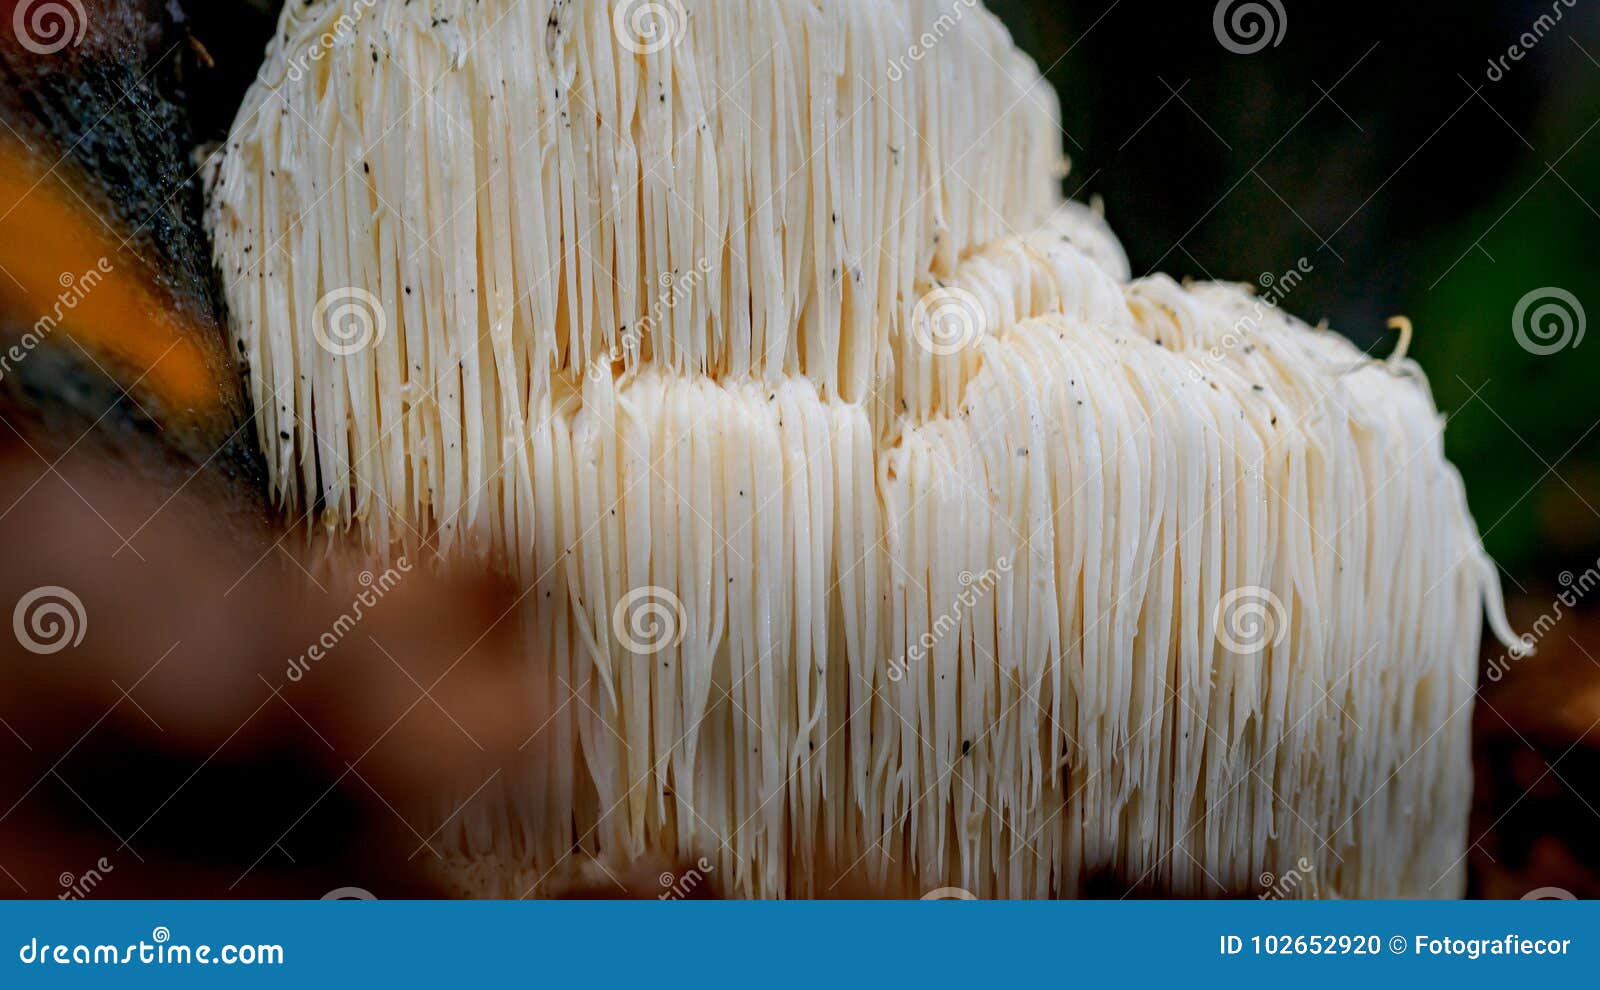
left=0, top=0, right=268, bottom=531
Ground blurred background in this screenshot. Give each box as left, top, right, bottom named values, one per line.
left=0, top=0, right=1595, bottom=898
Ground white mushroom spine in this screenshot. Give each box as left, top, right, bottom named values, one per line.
left=208, top=0, right=1519, bottom=898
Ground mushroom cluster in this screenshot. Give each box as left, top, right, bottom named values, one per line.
left=208, top=0, right=1516, bottom=897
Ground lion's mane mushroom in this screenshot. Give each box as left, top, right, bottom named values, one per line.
left=207, top=0, right=1518, bottom=898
